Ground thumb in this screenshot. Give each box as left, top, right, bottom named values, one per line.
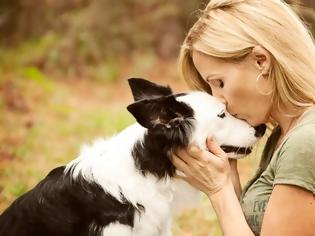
left=206, top=136, right=227, bottom=158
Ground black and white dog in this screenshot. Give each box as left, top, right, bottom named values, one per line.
left=0, top=78, right=266, bottom=236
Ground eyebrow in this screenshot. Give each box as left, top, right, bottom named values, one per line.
left=205, top=74, right=222, bottom=80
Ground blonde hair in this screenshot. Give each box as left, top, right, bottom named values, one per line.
left=179, top=0, right=315, bottom=116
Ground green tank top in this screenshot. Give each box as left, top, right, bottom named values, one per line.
left=240, top=109, right=315, bottom=236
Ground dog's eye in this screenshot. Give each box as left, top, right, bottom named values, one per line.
left=217, top=111, right=226, bottom=118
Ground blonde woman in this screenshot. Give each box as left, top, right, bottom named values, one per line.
left=171, top=0, right=315, bottom=235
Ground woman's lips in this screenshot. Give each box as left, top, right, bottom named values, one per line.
left=233, top=114, right=244, bottom=120
left=234, top=114, right=249, bottom=123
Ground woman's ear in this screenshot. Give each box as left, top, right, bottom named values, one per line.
left=252, top=45, right=272, bottom=75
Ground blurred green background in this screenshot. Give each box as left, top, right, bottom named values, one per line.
left=0, top=0, right=314, bottom=235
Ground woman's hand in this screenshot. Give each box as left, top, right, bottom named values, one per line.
left=171, top=136, right=232, bottom=197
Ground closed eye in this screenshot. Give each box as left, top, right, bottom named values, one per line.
left=217, top=111, right=226, bottom=118
left=206, top=78, right=224, bottom=88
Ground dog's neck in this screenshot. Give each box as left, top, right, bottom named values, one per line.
left=132, top=132, right=176, bottom=179
left=131, top=122, right=193, bottom=179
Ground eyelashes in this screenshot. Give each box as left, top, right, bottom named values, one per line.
left=218, top=79, right=224, bottom=88
left=206, top=78, right=224, bottom=88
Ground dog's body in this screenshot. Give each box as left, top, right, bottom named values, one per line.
left=0, top=79, right=266, bottom=236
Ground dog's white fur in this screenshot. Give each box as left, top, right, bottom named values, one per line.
left=67, top=124, right=174, bottom=235
left=64, top=92, right=259, bottom=236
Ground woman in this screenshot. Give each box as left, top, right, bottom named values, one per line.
left=171, top=0, right=315, bottom=235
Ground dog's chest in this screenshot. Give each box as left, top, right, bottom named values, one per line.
left=129, top=176, right=175, bottom=235
left=67, top=124, right=176, bottom=233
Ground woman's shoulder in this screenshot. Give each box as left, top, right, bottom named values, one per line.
left=277, top=119, right=315, bottom=163
left=276, top=122, right=315, bottom=167
left=273, top=111, right=315, bottom=194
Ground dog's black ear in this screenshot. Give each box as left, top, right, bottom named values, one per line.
left=127, top=96, right=193, bottom=129
left=128, top=78, right=173, bottom=101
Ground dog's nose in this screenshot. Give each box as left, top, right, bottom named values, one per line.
left=254, top=124, right=267, bottom=138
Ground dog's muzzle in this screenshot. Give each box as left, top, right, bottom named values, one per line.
left=220, top=145, right=253, bottom=155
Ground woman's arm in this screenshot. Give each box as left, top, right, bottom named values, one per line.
left=211, top=181, right=315, bottom=236
left=172, top=137, right=254, bottom=236
left=261, top=184, right=315, bottom=236
left=208, top=180, right=254, bottom=236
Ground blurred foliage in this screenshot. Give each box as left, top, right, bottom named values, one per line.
left=0, top=0, right=90, bottom=44
left=0, top=0, right=205, bottom=76
left=0, top=0, right=314, bottom=77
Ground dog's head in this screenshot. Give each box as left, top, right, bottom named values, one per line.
left=127, top=78, right=266, bottom=159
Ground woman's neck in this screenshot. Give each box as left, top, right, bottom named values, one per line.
left=270, top=106, right=314, bottom=137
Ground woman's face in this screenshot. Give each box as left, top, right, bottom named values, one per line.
left=192, top=50, right=272, bottom=126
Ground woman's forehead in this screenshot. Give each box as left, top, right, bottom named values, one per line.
left=192, top=51, right=232, bottom=75
left=193, top=49, right=255, bottom=74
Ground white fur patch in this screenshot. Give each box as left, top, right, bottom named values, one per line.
left=101, top=222, right=132, bottom=236
left=176, top=92, right=258, bottom=152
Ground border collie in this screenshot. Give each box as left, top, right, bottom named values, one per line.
left=0, top=78, right=266, bottom=236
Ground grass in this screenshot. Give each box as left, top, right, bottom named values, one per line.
left=0, top=75, right=134, bottom=208
left=0, top=58, right=264, bottom=235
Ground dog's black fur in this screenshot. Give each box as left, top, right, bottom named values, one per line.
left=128, top=79, right=194, bottom=178
left=0, top=166, right=141, bottom=236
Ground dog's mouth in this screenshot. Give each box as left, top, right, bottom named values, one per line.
left=220, top=145, right=253, bottom=158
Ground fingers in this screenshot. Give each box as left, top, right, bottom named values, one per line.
left=172, top=147, right=208, bottom=174
left=172, top=140, right=226, bottom=172
left=175, top=148, right=193, bottom=162
left=206, top=136, right=227, bottom=158
left=171, top=153, right=189, bottom=172
left=187, top=145, right=215, bottom=163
